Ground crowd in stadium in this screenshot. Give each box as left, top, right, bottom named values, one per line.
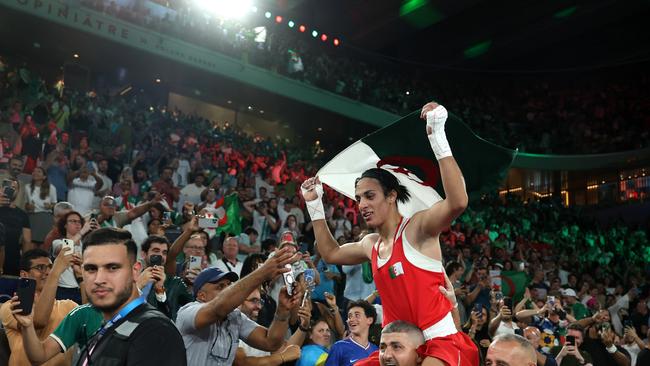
left=0, top=53, right=649, bottom=366
left=78, top=0, right=650, bottom=154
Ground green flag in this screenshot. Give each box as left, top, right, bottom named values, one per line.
left=215, top=193, right=242, bottom=236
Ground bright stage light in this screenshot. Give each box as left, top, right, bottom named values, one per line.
left=311, top=30, right=318, bottom=37
left=195, top=0, right=254, bottom=20
left=265, top=11, right=272, bottom=18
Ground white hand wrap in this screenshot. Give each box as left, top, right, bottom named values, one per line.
left=301, top=181, right=325, bottom=221
left=426, top=105, right=452, bottom=160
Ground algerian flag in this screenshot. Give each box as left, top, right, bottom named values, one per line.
left=318, top=109, right=517, bottom=218
left=499, top=271, right=530, bottom=302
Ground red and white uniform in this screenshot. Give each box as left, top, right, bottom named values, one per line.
left=370, top=217, right=478, bottom=366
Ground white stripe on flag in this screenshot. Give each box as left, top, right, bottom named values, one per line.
left=317, top=141, right=442, bottom=218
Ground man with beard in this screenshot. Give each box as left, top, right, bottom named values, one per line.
left=13, top=228, right=186, bottom=365
left=301, top=102, right=478, bottom=366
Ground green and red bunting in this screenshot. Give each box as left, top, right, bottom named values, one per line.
left=317, top=109, right=517, bottom=218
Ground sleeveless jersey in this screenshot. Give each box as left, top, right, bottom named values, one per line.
left=371, top=217, right=453, bottom=330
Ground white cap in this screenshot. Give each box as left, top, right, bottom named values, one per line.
left=562, top=288, right=577, bottom=297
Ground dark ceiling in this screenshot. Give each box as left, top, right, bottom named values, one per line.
left=273, top=0, right=650, bottom=71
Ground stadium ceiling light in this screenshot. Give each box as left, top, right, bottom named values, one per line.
left=265, top=11, right=272, bottom=18
left=251, top=6, right=258, bottom=13
left=155, top=78, right=161, bottom=83
left=333, top=38, right=340, bottom=46
left=275, top=15, right=283, bottom=23
left=73, top=53, right=79, bottom=58
left=195, top=0, right=253, bottom=20
left=288, top=20, right=295, bottom=28
left=311, top=30, right=318, bottom=37
left=320, top=34, right=328, bottom=41
left=299, top=25, right=306, bottom=32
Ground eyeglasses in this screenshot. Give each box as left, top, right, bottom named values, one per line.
left=245, top=298, right=263, bottom=306
left=210, top=320, right=233, bottom=361
left=30, top=264, right=53, bottom=272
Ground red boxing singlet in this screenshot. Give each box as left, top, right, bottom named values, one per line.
left=370, top=218, right=479, bottom=366
left=371, top=218, right=452, bottom=329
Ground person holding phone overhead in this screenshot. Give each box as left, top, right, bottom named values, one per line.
left=2, top=248, right=78, bottom=366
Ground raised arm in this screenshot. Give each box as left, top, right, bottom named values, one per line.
left=301, top=177, right=371, bottom=265
left=411, top=103, right=468, bottom=241
left=193, top=246, right=299, bottom=329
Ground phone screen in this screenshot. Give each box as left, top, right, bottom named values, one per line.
left=566, top=335, right=575, bottom=346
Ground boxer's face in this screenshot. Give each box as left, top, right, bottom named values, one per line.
left=355, top=178, right=396, bottom=228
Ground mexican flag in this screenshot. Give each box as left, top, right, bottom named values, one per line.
left=214, top=193, right=242, bottom=236
left=317, top=109, right=517, bottom=218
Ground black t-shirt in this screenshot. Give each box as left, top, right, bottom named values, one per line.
left=0, top=206, right=30, bottom=275
left=107, top=157, right=125, bottom=184
left=581, top=330, right=631, bottom=366
left=77, top=303, right=187, bottom=366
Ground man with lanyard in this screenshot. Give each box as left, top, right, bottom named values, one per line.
left=301, top=101, right=478, bottom=366
left=14, top=228, right=187, bottom=365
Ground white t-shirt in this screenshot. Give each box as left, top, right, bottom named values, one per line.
left=25, top=184, right=57, bottom=213
left=214, top=258, right=243, bottom=278
left=494, top=321, right=520, bottom=338
left=67, top=177, right=97, bottom=215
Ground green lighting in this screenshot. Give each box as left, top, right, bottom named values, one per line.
left=553, top=6, right=578, bottom=19
left=464, top=40, right=492, bottom=58
left=399, top=0, right=445, bottom=29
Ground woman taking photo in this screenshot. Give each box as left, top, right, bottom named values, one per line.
left=52, top=211, right=97, bottom=303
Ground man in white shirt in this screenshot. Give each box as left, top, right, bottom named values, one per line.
left=215, top=236, right=243, bottom=277
left=179, top=173, right=206, bottom=209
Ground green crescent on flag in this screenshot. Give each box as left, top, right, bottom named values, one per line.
left=317, top=109, right=517, bottom=218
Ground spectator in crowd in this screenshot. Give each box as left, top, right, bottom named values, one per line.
left=51, top=210, right=97, bottom=303
left=621, top=325, right=648, bottom=366
left=485, top=334, right=538, bottom=366
left=341, top=262, right=376, bottom=305
left=297, top=319, right=332, bottom=366
left=576, top=310, right=631, bottom=366
left=215, top=236, right=243, bottom=277
left=0, top=179, right=33, bottom=275
left=523, top=326, right=558, bottom=366
left=42, top=201, right=73, bottom=252
left=550, top=323, right=593, bottom=366
left=244, top=199, right=280, bottom=243
left=175, top=245, right=300, bottom=366
left=24, top=167, right=57, bottom=214
left=0, top=156, right=27, bottom=209
left=76, top=228, right=187, bottom=365
left=562, top=289, right=589, bottom=321
left=237, top=227, right=261, bottom=262
left=179, top=172, right=207, bottom=207
left=139, top=235, right=193, bottom=320
left=66, top=161, right=103, bottom=216
left=94, top=158, right=113, bottom=206
left=2, top=249, right=78, bottom=365
left=353, top=320, right=426, bottom=366
left=488, top=297, right=520, bottom=338
left=154, top=166, right=180, bottom=208
left=325, top=300, right=378, bottom=366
